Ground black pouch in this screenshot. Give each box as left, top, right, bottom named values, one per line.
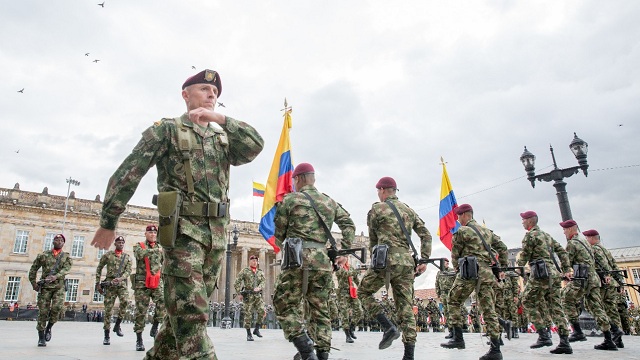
left=573, top=264, right=589, bottom=280
left=157, top=191, right=182, bottom=248
left=458, top=256, right=479, bottom=279
left=371, top=244, right=389, bottom=271
left=529, top=259, right=549, bottom=279
left=64, top=279, right=69, bottom=292
left=281, top=238, right=303, bottom=270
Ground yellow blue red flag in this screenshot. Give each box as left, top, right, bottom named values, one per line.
left=437, top=157, right=459, bottom=250
left=252, top=182, right=265, bottom=197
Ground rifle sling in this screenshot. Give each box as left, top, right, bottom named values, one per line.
left=385, top=200, right=419, bottom=259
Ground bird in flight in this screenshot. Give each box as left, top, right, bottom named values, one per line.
left=217, top=102, right=225, bottom=107
left=17, top=88, right=24, bottom=93
left=98, top=2, right=105, bottom=7
left=85, top=53, right=90, bottom=56
left=191, top=66, right=196, bottom=69
left=93, top=59, right=100, bottom=63
left=15, top=149, right=20, bottom=153
left=618, top=124, right=623, bottom=127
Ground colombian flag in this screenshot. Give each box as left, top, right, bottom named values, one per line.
left=252, top=182, right=265, bottom=197
left=258, top=105, right=294, bottom=253
left=437, top=157, right=459, bottom=250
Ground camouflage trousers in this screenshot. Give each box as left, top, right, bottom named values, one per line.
left=493, top=281, right=506, bottom=320
left=337, top=292, right=363, bottom=330
left=522, top=275, right=569, bottom=335
left=274, top=268, right=334, bottom=353
left=359, top=265, right=417, bottom=344
left=448, top=266, right=500, bottom=338
left=36, top=286, right=65, bottom=331
left=440, top=293, right=464, bottom=328
left=103, top=284, right=129, bottom=330
left=599, top=285, right=622, bottom=328
left=242, top=294, right=265, bottom=329
left=144, top=236, right=224, bottom=360
left=133, top=281, right=165, bottom=333
left=562, top=281, right=611, bottom=331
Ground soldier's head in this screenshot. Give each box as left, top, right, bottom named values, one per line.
left=471, top=301, right=477, bottom=307
left=520, top=210, right=538, bottom=230
left=583, top=229, right=600, bottom=245
left=375, top=176, right=397, bottom=201
left=114, top=236, right=125, bottom=251
left=52, top=234, right=65, bottom=250
left=559, top=220, right=578, bottom=239
left=181, top=69, right=222, bottom=111
left=444, top=258, right=450, bottom=266
left=145, top=224, right=158, bottom=243
left=292, top=163, right=315, bottom=190
left=249, top=254, right=259, bottom=267
left=454, top=204, right=473, bottom=226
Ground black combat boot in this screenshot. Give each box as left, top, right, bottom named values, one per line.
left=441, top=326, right=465, bottom=349
left=594, top=330, right=618, bottom=351
left=253, top=323, right=263, bottom=338
left=349, top=325, right=357, bottom=339
left=479, top=337, right=502, bottom=360
left=316, top=351, right=329, bottom=360
left=530, top=328, right=553, bottom=349
left=568, top=322, right=586, bottom=342
left=550, top=334, right=572, bottom=354
left=376, top=312, right=400, bottom=350
left=149, top=320, right=159, bottom=338
left=103, top=329, right=110, bottom=345
left=113, top=317, right=124, bottom=337
left=246, top=328, right=254, bottom=341
left=444, top=327, right=453, bottom=339
left=44, top=323, right=53, bottom=342
left=37, top=330, right=46, bottom=347
left=498, top=318, right=512, bottom=340
left=292, top=333, right=318, bottom=360
left=402, top=343, right=415, bottom=360
left=611, top=323, right=624, bottom=348
left=135, top=332, right=145, bottom=351
left=512, top=327, right=519, bottom=339
left=344, top=329, right=354, bottom=343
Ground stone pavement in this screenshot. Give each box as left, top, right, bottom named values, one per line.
left=2, top=321, right=639, bottom=360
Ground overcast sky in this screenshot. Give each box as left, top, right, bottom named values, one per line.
left=2, top=1, right=639, bottom=289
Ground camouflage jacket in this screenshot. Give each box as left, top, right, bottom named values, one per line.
left=234, top=267, right=265, bottom=295
left=592, top=242, right=624, bottom=287
left=133, top=240, right=163, bottom=275
left=517, top=225, right=571, bottom=275
left=367, top=195, right=432, bottom=267
left=566, top=234, right=600, bottom=288
left=451, top=219, right=507, bottom=271
left=469, top=307, right=480, bottom=321
left=28, top=250, right=73, bottom=290
left=426, top=301, right=440, bottom=315
left=95, top=251, right=132, bottom=285
left=100, top=114, right=264, bottom=249
left=335, top=266, right=359, bottom=295
left=274, top=184, right=355, bottom=271
left=436, top=265, right=456, bottom=297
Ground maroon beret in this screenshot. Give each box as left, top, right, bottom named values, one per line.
left=376, top=176, right=397, bottom=190
left=115, top=236, right=125, bottom=242
left=443, top=258, right=449, bottom=262
left=182, top=69, right=222, bottom=96
left=583, top=229, right=599, bottom=237
left=249, top=255, right=258, bottom=260
left=146, top=224, right=158, bottom=232
left=454, top=204, right=473, bottom=215
left=559, top=219, right=578, bottom=228
left=292, top=163, right=314, bottom=178
left=54, top=234, right=66, bottom=242
left=520, top=211, right=537, bottom=219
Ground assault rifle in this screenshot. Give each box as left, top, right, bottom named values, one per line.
left=596, top=269, right=627, bottom=285
left=418, top=257, right=448, bottom=272
left=624, top=283, right=640, bottom=295
left=499, top=266, right=526, bottom=278
left=328, top=247, right=367, bottom=271
left=35, top=279, right=47, bottom=292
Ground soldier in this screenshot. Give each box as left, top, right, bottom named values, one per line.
left=468, top=302, right=481, bottom=333
left=584, top=228, right=626, bottom=347
left=95, top=235, right=132, bottom=345
left=272, top=162, right=355, bottom=360
left=91, top=68, right=264, bottom=359
left=504, top=271, right=521, bottom=338
left=436, top=258, right=457, bottom=338
left=440, top=204, right=508, bottom=360
left=359, top=176, right=432, bottom=360
left=235, top=254, right=266, bottom=341
left=129, top=225, right=165, bottom=351
left=28, top=234, right=73, bottom=347
left=426, top=297, right=441, bottom=332
left=335, top=262, right=363, bottom=343
left=560, top=220, right=618, bottom=350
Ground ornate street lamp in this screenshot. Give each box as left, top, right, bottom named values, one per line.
left=61, top=177, right=80, bottom=234
left=520, top=133, right=589, bottom=221
left=221, top=224, right=239, bottom=329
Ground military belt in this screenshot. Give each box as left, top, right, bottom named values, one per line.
left=302, top=241, right=326, bottom=249
left=181, top=201, right=227, bottom=218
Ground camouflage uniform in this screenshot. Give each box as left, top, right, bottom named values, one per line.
left=436, top=264, right=458, bottom=330
left=504, top=273, right=520, bottom=330
left=95, top=250, right=132, bottom=330
left=591, top=242, right=624, bottom=328
left=426, top=299, right=441, bottom=331
left=133, top=240, right=165, bottom=334
left=468, top=305, right=481, bottom=332
left=234, top=266, right=266, bottom=329
left=329, top=292, right=340, bottom=330
left=28, top=250, right=73, bottom=332
left=99, top=113, right=264, bottom=359
left=335, top=265, right=363, bottom=331
left=272, top=184, right=355, bottom=354
left=359, top=194, right=432, bottom=346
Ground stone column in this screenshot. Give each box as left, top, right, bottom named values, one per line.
left=241, top=246, right=250, bottom=270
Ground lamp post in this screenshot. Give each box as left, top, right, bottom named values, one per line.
left=61, top=177, right=80, bottom=234
left=221, top=224, right=239, bottom=329
left=520, top=133, right=589, bottom=221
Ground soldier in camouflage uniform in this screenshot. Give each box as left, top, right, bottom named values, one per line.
left=517, top=211, right=573, bottom=353
left=436, top=258, right=458, bottom=338
left=359, top=176, right=432, bottom=360
left=504, top=271, right=521, bottom=338
left=28, top=234, right=73, bottom=347
left=328, top=291, right=340, bottom=330
left=426, top=297, right=441, bottom=332
left=559, top=220, right=618, bottom=351
left=91, top=68, right=264, bottom=360
left=441, top=204, right=508, bottom=360
left=95, top=235, right=132, bottom=345
left=335, top=262, right=363, bottom=343
left=584, top=229, right=626, bottom=347
left=235, top=254, right=266, bottom=341
left=272, top=163, right=355, bottom=360
left=468, top=302, right=481, bottom=333
left=629, top=303, right=639, bottom=335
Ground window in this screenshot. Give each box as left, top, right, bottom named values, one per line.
left=65, top=279, right=80, bottom=302
left=43, top=232, right=56, bottom=251
left=97, top=248, right=106, bottom=260
left=13, top=230, right=29, bottom=254
left=4, top=276, right=21, bottom=301
left=93, top=289, right=104, bottom=303
left=71, top=236, right=85, bottom=258
left=632, top=268, right=640, bottom=285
